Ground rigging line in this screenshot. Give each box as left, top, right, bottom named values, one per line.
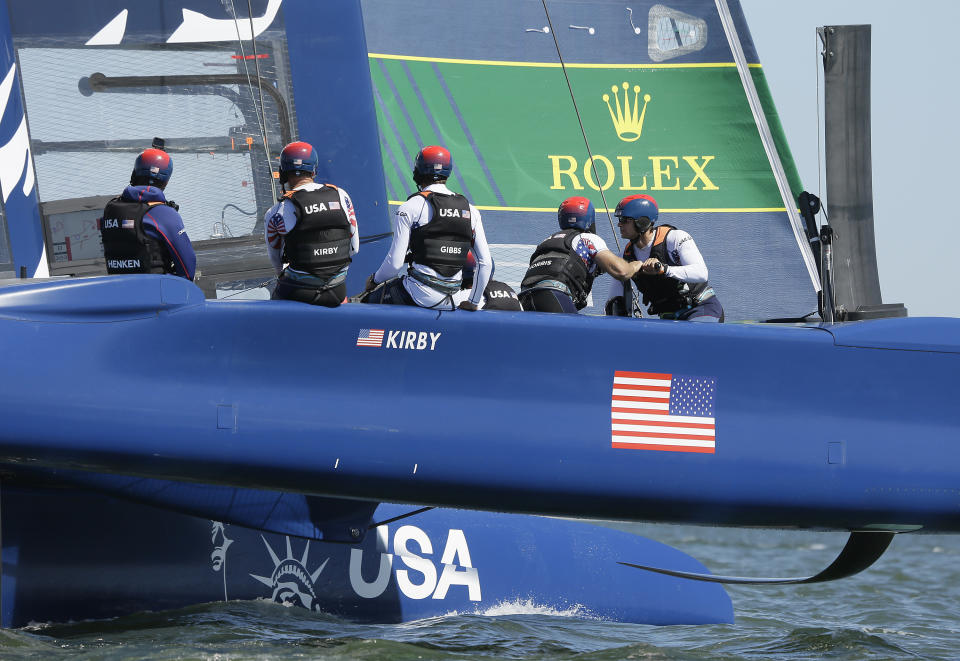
left=368, top=506, right=436, bottom=529
left=360, top=231, right=394, bottom=244
left=540, top=0, right=620, bottom=251
left=247, top=0, right=277, bottom=198
left=228, top=0, right=275, bottom=198
left=217, top=276, right=278, bottom=299
left=228, top=1, right=267, bottom=143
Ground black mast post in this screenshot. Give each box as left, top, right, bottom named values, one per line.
left=819, top=25, right=906, bottom=320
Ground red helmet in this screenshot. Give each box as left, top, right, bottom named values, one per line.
left=279, top=141, right=318, bottom=179
left=558, top=196, right=596, bottom=232
left=413, top=145, right=453, bottom=183
left=130, top=148, right=172, bottom=188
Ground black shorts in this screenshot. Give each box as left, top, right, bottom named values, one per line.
left=273, top=277, right=346, bottom=308
left=673, top=296, right=724, bottom=322
left=518, top=289, right=579, bottom=313
left=360, top=278, right=416, bottom=306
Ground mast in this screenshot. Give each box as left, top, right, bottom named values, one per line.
left=819, top=25, right=905, bottom=320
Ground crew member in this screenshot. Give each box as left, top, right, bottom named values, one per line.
left=264, top=141, right=359, bottom=307
left=518, top=196, right=640, bottom=313
left=452, top=252, right=522, bottom=311
left=364, top=145, right=491, bottom=310
left=100, top=148, right=196, bottom=280
left=606, top=194, right=723, bottom=322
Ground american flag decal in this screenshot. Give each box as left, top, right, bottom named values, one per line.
left=356, top=328, right=385, bottom=347
left=611, top=371, right=716, bottom=453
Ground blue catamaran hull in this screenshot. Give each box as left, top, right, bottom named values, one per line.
left=1, top=275, right=958, bottom=534
left=0, top=481, right=733, bottom=627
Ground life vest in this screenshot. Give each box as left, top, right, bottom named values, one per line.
left=520, top=229, right=594, bottom=309
left=281, top=185, right=352, bottom=278
left=483, top=280, right=522, bottom=311
left=624, top=225, right=710, bottom=315
left=100, top=197, right=174, bottom=275
left=406, top=191, right=473, bottom=277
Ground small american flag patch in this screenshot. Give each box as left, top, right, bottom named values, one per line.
left=611, top=371, right=716, bottom=453
left=122, top=219, right=135, bottom=228
left=356, top=328, right=385, bottom=347
left=329, top=201, right=341, bottom=210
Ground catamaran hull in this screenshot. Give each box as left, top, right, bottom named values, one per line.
left=1, top=276, right=958, bottom=533
left=0, top=482, right=732, bottom=627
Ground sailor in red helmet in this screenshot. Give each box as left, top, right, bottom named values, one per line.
left=519, top=196, right=640, bottom=313
left=606, top=194, right=723, bottom=321
left=363, top=145, right=491, bottom=310
left=99, top=146, right=196, bottom=280
left=264, top=141, right=359, bottom=307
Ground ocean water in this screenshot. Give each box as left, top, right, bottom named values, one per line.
left=3, top=524, right=958, bottom=660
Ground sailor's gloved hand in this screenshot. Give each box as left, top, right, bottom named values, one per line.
left=640, top=258, right=664, bottom=275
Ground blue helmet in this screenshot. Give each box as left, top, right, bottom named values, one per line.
left=279, top=141, right=318, bottom=181
left=614, top=194, right=658, bottom=232
left=130, top=148, right=172, bottom=188
left=558, top=196, right=596, bottom=232
left=413, top=145, right=453, bottom=183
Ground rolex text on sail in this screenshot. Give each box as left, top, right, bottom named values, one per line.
left=548, top=81, right=719, bottom=193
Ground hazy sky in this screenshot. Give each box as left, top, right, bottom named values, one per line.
left=739, top=0, right=959, bottom=318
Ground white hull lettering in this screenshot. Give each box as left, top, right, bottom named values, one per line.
left=403, top=332, right=417, bottom=350
left=386, top=330, right=401, bottom=348
left=394, top=525, right=437, bottom=600
left=349, top=525, right=480, bottom=602
left=433, top=529, right=481, bottom=600
left=384, top=330, right=442, bottom=351
left=349, top=527, right=392, bottom=598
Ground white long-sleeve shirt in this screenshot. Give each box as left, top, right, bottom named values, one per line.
left=374, top=182, right=492, bottom=309
left=607, top=228, right=708, bottom=299
left=263, top=181, right=359, bottom=277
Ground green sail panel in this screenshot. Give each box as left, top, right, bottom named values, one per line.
left=371, top=59, right=783, bottom=211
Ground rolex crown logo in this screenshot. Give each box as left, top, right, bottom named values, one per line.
left=603, top=82, right=652, bottom=143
